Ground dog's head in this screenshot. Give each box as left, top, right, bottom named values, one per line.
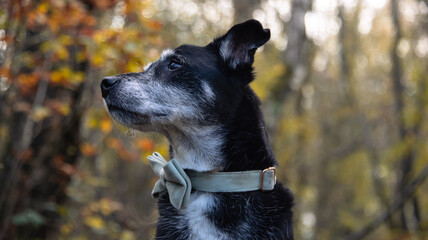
left=101, top=19, right=270, bottom=132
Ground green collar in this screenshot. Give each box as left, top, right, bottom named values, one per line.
left=148, top=152, right=276, bottom=209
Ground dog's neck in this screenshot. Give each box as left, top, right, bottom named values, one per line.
left=163, top=125, right=225, bottom=172
left=221, top=87, right=277, bottom=172
left=162, top=87, right=277, bottom=172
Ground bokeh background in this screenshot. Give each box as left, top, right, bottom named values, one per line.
left=1, top=0, right=428, bottom=239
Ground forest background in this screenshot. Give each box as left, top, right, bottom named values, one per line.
left=0, top=0, right=428, bottom=239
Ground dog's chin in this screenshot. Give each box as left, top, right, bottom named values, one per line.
left=106, top=106, right=169, bottom=132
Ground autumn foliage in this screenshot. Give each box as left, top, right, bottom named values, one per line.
left=0, top=0, right=163, bottom=239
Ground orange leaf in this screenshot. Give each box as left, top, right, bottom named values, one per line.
left=106, top=137, right=122, bottom=149
left=135, top=138, right=154, bottom=152
left=80, top=143, right=97, bottom=157
left=17, top=73, right=40, bottom=95
left=100, top=118, right=112, bottom=133
left=144, top=20, right=163, bottom=31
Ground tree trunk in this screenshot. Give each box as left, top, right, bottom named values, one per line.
left=269, top=0, right=312, bottom=135
left=233, top=0, right=260, bottom=23
left=390, top=0, right=421, bottom=234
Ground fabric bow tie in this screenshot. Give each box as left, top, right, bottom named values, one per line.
left=148, top=152, right=192, bottom=209
left=148, top=152, right=277, bottom=210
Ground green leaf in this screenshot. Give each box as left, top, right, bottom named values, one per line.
left=12, top=209, right=46, bottom=227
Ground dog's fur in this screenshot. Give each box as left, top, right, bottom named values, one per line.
left=101, top=19, right=294, bottom=240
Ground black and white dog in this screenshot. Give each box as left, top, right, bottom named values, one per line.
left=101, top=19, right=294, bottom=240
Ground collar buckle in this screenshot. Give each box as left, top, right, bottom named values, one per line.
left=260, top=167, right=276, bottom=191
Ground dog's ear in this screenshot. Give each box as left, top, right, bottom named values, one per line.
left=213, top=19, right=270, bottom=69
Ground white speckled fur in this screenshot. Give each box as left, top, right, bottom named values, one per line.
left=143, top=62, right=152, bottom=71
left=166, top=125, right=224, bottom=172
left=202, top=82, right=215, bottom=104
left=219, top=38, right=235, bottom=68
left=160, top=49, right=174, bottom=60
left=183, top=193, right=228, bottom=240
left=118, top=79, right=203, bottom=124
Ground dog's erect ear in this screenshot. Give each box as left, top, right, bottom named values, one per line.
left=214, top=19, right=270, bottom=69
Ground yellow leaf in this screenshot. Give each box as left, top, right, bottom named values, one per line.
left=56, top=46, right=69, bottom=60
left=87, top=117, right=98, bottom=129
left=50, top=67, right=73, bottom=84
left=76, top=50, right=87, bottom=62
left=32, top=106, right=51, bottom=121
left=37, top=2, right=49, bottom=13
left=50, top=71, right=62, bottom=83
left=60, top=67, right=72, bottom=77
left=40, top=41, right=52, bottom=53
left=84, top=216, right=105, bottom=230
left=91, top=54, right=104, bottom=67
left=99, top=199, right=112, bottom=216
left=98, top=198, right=122, bottom=216
left=59, top=34, right=73, bottom=45
left=59, top=104, right=70, bottom=115
left=120, top=230, right=136, bottom=240
left=93, top=30, right=110, bottom=44
left=71, top=72, right=85, bottom=84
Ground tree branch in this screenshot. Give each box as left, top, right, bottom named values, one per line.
left=344, top=162, right=428, bottom=240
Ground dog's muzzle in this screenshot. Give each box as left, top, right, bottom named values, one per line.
left=101, top=76, right=119, bottom=98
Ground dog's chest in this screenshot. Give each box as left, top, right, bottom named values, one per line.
left=182, top=193, right=228, bottom=240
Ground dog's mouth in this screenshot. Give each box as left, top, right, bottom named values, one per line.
left=106, top=103, right=169, bottom=126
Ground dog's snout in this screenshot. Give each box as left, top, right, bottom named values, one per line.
left=101, top=76, right=119, bottom=98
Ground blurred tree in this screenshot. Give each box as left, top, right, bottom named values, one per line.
left=265, top=0, right=313, bottom=237
left=388, top=0, right=427, bottom=235
left=345, top=163, right=428, bottom=240
left=0, top=0, right=162, bottom=239
left=233, top=0, right=260, bottom=23
left=390, top=0, right=418, bottom=233
left=0, top=1, right=99, bottom=238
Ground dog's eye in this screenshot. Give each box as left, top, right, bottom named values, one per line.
left=168, top=60, right=181, bottom=71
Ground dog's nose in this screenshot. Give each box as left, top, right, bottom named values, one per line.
left=101, top=76, right=119, bottom=98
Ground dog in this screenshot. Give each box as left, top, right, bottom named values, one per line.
left=101, top=19, right=294, bottom=240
